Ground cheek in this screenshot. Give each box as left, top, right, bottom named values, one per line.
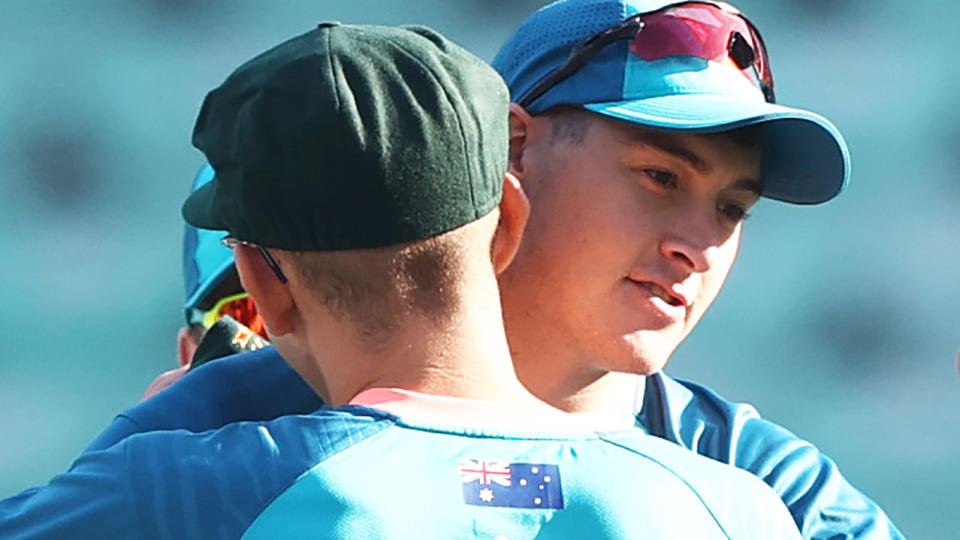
left=503, top=187, right=632, bottom=313
left=699, top=234, right=741, bottom=306
left=522, top=182, right=611, bottom=262
left=681, top=225, right=742, bottom=329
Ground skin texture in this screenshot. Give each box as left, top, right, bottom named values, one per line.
left=501, top=106, right=761, bottom=412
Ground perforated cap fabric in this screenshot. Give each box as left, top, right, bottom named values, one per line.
left=494, top=0, right=636, bottom=112
left=493, top=0, right=851, bottom=205
left=182, top=163, right=234, bottom=313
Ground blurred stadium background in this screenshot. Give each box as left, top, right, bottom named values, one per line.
left=1, top=1, right=957, bottom=537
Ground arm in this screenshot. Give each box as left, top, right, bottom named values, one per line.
left=0, top=346, right=322, bottom=536
left=0, top=445, right=136, bottom=539
left=2, top=421, right=317, bottom=540
left=639, top=372, right=905, bottom=540
left=84, top=346, right=324, bottom=453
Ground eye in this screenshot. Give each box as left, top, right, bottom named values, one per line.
left=719, top=202, right=751, bottom=223
left=643, top=168, right=677, bottom=188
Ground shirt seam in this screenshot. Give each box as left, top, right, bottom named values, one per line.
left=238, top=419, right=393, bottom=537
left=600, top=434, right=732, bottom=539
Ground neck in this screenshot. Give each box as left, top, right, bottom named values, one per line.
left=507, top=329, right=643, bottom=415
left=303, top=284, right=546, bottom=410
left=522, top=360, right=643, bottom=415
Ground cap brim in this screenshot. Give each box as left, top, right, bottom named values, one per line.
left=184, top=256, right=234, bottom=311
left=182, top=180, right=228, bottom=230
left=583, top=94, right=850, bottom=205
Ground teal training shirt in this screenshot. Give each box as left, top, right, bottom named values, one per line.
left=75, top=347, right=904, bottom=539
left=1, top=389, right=800, bottom=539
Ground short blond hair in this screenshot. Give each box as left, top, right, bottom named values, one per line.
left=287, top=226, right=477, bottom=341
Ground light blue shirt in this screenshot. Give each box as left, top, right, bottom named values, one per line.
left=0, top=399, right=799, bottom=539
left=7, top=347, right=904, bottom=539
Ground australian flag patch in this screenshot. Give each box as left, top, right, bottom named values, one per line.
left=460, top=458, right=563, bottom=509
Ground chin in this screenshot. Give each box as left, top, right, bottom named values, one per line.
left=617, top=332, right=677, bottom=375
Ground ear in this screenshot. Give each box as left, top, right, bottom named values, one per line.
left=233, top=245, right=298, bottom=337
left=176, top=327, right=200, bottom=367
left=508, top=103, right=536, bottom=178
left=492, top=172, right=530, bottom=275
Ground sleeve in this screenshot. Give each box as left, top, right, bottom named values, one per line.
left=80, top=347, right=325, bottom=453
left=0, top=445, right=137, bottom=539
left=2, top=421, right=320, bottom=540
left=638, top=373, right=905, bottom=540
left=82, top=415, right=145, bottom=453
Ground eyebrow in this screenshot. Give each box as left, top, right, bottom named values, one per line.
left=731, top=178, right=763, bottom=197
left=624, top=130, right=711, bottom=174
left=622, top=129, right=763, bottom=195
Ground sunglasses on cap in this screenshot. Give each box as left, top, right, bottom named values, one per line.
left=517, top=1, right=775, bottom=109
left=187, top=291, right=262, bottom=330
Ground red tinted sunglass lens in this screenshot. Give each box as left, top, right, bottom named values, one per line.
left=629, top=5, right=772, bottom=98
left=632, top=13, right=721, bottom=61
left=219, top=297, right=258, bottom=324
left=631, top=6, right=741, bottom=61
left=219, top=297, right=269, bottom=340
left=218, top=296, right=270, bottom=339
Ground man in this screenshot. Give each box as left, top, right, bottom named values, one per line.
left=0, top=22, right=801, bottom=539
left=139, top=164, right=270, bottom=401
left=495, top=3, right=897, bottom=537
left=50, top=1, right=901, bottom=539
left=495, top=2, right=898, bottom=536
left=179, top=163, right=269, bottom=362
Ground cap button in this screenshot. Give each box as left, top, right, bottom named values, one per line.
left=317, top=21, right=341, bottom=28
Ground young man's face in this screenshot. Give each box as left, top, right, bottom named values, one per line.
left=500, top=112, right=761, bottom=384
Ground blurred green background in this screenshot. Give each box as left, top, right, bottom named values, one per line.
left=1, top=1, right=957, bottom=537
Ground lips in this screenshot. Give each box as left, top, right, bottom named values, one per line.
left=645, top=282, right=685, bottom=307
left=625, top=277, right=691, bottom=322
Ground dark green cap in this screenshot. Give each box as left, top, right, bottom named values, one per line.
left=182, top=23, right=509, bottom=250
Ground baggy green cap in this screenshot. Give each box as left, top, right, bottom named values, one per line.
left=182, top=23, right=509, bottom=250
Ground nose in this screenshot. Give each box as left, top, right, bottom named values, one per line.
left=660, top=235, right=710, bottom=273
left=658, top=212, right=725, bottom=273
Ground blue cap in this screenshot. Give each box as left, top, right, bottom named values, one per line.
left=183, top=163, right=235, bottom=314
left=493, top=0, right=850, bottom=204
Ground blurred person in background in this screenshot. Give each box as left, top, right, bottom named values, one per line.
left=5, top=1, right=905, bottom=539
left=139, top=163, right=269, bottom=401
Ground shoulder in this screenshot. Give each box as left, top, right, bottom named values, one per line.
left=599, top=429, right=801, bottom=539
left=640, top=372, right=825, bottom=471
left=640, top=373, right=905, bottom=539
left=117, top=408, right=395, bottom=539
left=6, top=408, right=393, bottom=540
left=639, top=372, right=760, bottom=455
left=121, top=407, right=395, bottom=474
left=85, top=347, right=324, bottom=452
